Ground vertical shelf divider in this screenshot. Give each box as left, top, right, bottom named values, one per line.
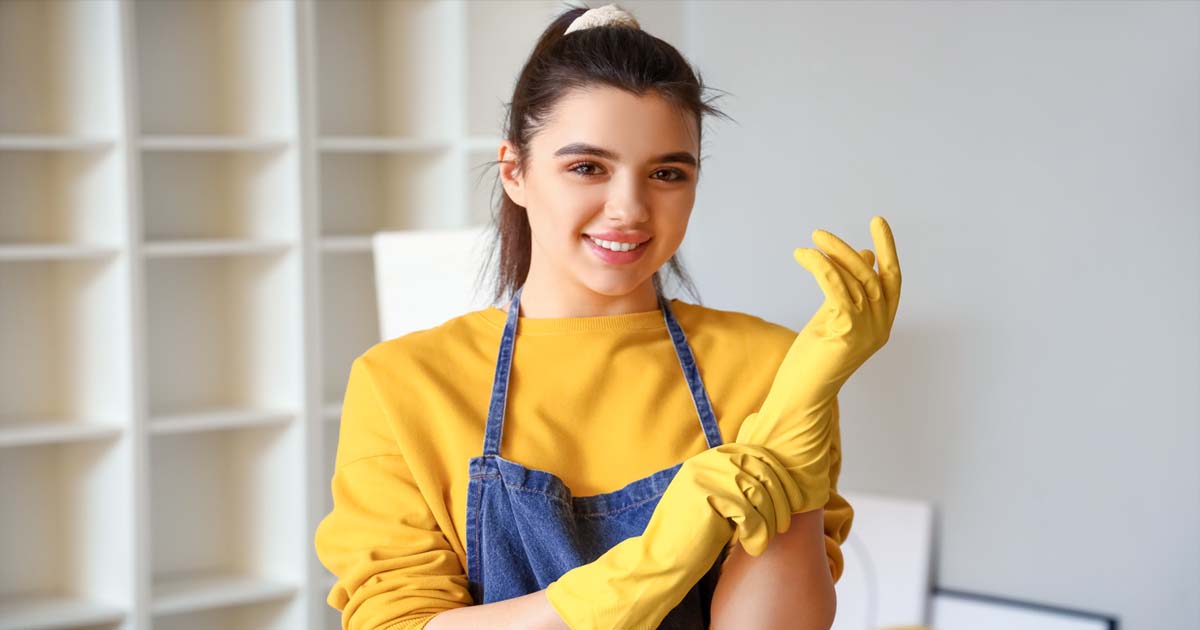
left=295, top=0, right=324, bottom=627
left=116, top=0, right=149, bottom=628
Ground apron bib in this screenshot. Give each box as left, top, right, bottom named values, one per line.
left=464, top=285, right=728, bottom=628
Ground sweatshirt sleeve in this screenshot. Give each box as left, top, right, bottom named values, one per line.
left=315, top=355, right=473, bottom=630
left=822, top=395, right=854, bottom=584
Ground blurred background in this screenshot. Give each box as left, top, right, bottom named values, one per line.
left=0, top=1, right=1195, bottom=629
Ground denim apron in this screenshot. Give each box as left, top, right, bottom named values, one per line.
left=465, top=285, right=729, bottom=628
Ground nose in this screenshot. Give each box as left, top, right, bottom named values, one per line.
left=602, top=172, right=651, bottom=225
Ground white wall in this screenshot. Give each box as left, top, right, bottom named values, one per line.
left=681, top=2, right=1199, bottom=629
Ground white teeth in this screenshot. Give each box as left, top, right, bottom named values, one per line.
left=587, top=235, right=644, bottom=252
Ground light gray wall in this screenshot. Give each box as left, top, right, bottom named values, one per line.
left=679, top=1, right=1199, bottom=628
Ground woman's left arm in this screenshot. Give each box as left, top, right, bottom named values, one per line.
left=709, top=508, right=836, bottom=630
left=710, top=395, right=852, bottom=630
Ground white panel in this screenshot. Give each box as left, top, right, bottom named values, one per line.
left=832, top=490, right=935, bottom=630
left=372, top=226, right=496, bottom=342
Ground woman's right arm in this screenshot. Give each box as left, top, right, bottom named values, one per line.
left=424, top=590, right=567, bottom=630
left=317, top=354, right=572, bottom=630
left=316, top=355, right=475, bottom=630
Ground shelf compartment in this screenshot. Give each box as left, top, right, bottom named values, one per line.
left=149, top=427, right=302, bottom=624
left=0, top=0, right=120, bottom=136
left=314, top=0, right=458, bottom=138
left=0, top=147, right=124, bottom=247
left=145, top=252, right=300, bottom=419
left=0, top=258, right=129, bottom=437
left=135, top=0, right=296, bottom=136
left=320, top=251, right=380, bottom=408
left=141, top=148, right=298, bottom=243
left=0, top=440, right=133, bottom=629
left=319, top=149, right=459, bottom=236
left=464, top=1, right=559, bottom=137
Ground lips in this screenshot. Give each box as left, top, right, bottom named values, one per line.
left=582, top=233, right=650, bottom=264
left=583, top=231, right=652, bottom=245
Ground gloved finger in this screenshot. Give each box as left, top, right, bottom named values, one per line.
left=738, top=482, right=775, bottom=557
left=763, top=450, right=805, bottom=530
left=858, top=246, right=889, bottom=331
left=813, top=228, right=881, bottom=302
left=805, top=230, right=867, bottom=309
left=705, top=444, right=800, bottom=552
left=869, top=216, right=902, bottom=326
left=734, top=448, right=795, bottom=536
left=824, top=253, right=866, bottom=310
left=792, top=247, right=853, bottom=306
left=710, top=488, right=771, bottom=557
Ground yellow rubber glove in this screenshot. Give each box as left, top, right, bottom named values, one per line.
left=545, top=442, right=803, bottom=630
left=736, top=215, right=902, bottom=512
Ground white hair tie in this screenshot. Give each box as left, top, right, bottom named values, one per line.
left=564, top=3, right=641, bottom=35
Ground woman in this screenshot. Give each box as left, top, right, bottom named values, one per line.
left=315, top=4, right=900, bottom=629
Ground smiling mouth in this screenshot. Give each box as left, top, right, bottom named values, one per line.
left=582, top=234, right=652, bottom=251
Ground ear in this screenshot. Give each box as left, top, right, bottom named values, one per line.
left=498, top=141, right=527, bottom=207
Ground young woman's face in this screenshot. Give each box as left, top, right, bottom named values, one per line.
left=500, top=86, right=700, bottom=299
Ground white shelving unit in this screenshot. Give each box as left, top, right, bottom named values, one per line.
left=0, top=1, right=687, bottom=628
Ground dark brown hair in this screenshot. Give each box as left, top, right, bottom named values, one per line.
left=470, top=2, right=733, bottom=308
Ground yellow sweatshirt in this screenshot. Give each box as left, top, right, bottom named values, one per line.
left=314, top=298, right=854, bottom=630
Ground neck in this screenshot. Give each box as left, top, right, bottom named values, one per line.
left=514, top=263, right=659, bottom=318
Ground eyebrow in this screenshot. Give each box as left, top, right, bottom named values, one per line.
left=553, top=142, right=698, bottom=168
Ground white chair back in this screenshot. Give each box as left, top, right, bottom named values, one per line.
left=372, top=226, right=496, bottom=341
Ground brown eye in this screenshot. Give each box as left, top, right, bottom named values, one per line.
left=568, top=162, right=602, bottom=177
left=655, top=168, right=688, bottom=182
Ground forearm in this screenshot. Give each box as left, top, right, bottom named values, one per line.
left=424, top=589, right=567, bottom=630
left=710, top=509, right=836, bottom=630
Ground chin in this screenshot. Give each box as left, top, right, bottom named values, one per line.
left=578, top=274, right=656, bottom=299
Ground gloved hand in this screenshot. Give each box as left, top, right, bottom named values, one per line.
left=545, top=442, right=803, bottom=630
left=736, top=215, right=902, bottom=512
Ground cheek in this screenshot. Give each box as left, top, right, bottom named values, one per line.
left=656, top=208, right=692, bottom=242
left=530, top=180, right=597, bottom=230
left=530, top=209, right=596, bottom=259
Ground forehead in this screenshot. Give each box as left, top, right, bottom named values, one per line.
left=536, top=86, right=699, bottom=157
